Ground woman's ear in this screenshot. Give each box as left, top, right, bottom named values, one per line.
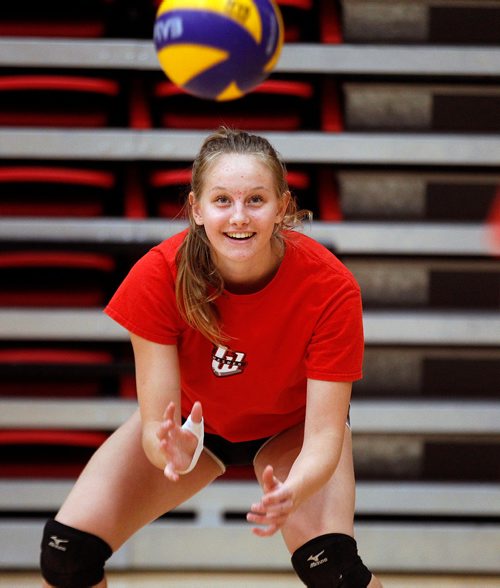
left=189, top=192, right=204, bottom=225
left=276, top=190, right=291, bottom=223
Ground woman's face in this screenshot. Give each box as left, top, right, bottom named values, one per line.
left=190, top=153, right=288, bottom=285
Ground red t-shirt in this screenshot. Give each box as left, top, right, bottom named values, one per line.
left=105, top=230, right=364, bottom=442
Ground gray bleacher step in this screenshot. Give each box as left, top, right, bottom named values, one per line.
left=1, top=481, right=499, bottom=572
left=360, top=310, right=500, bottom=345
left=1, top=308, right=499, bottom=344
left=0, top=398, right=136, bottom=430
left=1, top=479, right=499, bottom=517
left=0, top=219, right=491, bottom=256
left=1, top=38, right=499, bottom=76
left=0, top=129, right=499, bottom=165
left=1, top=398, right=499, bottom=435
left=1, top=518, right=499, bottom=572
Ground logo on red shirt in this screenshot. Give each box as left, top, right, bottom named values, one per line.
left=212, top=345, right=247, bottom=377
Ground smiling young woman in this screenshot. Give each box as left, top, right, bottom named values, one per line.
left=188, top=153, right=289, bottom=293
left=40, top=128, right=382, bottom=588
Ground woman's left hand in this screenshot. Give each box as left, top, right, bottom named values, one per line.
left=157, top=401, right=202, bottom=482
left=246, top=465, right=295, bottom=537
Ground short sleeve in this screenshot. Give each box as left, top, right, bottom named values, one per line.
left=104, top=248, right=183, bottom=344
left=305, top=281, right=364, bottom=382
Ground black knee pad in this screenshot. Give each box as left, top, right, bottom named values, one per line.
left=40, top=519, right=112, bottom=588
left=291, top=533, right=372, bottom=588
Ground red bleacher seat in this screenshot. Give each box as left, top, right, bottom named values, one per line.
left=317, top=167, right=343, bottom=221
left=0, top=251, right=116, bottom=307
left=152, top=78, right=316, bottom=131
left=0, top=0, right=117, bottom=38
left=487, top=187, right=500, bottom=256
left=0, top=430, right=108, bottom=477
left=0, top=166, right=117, bottom=217
left=148, top=168, right=190, bottom=219
left=277, top=0, right=316, bottom=42
left=321, top=78, right=344, bottom=132
left=0, top=75, right=123, bottom=127
left=319, top=0, right=343, bottom=43
left=0, top=347, right=115, bottom=398
left=286, top=169, right=318, bottom=217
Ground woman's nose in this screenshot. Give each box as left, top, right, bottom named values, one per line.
left=229, top=203, right=249, bottom=225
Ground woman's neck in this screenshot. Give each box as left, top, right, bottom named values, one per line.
left=219, top=239, right=285, bottom=295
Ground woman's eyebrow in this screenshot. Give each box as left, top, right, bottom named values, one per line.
left=209, top=185, right=268, bottom=192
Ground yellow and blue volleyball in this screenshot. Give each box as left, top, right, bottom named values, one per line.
left=153, top=0, right=284, bottom=101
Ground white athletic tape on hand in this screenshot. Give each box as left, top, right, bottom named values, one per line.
left=175, top=415, right=204, bottom=475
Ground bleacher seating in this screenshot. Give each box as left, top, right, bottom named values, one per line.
left=0, top=334, right=136, bottom=401
left=0, top=0, right=119, bottom=38
left=0, top=165, right=119, bottom=217
left=276, top=0, right=317, bottom=42
left=151, top=78, right=317, bottom=130
left=0, top=0, right=499, bottom=577
left=0, top=250, right=115, bottom=307
left=0, top=429, right=109, bottom=478
left=0, top=73, right=125, bottom=127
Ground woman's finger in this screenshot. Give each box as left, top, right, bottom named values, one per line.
left=190, top=400, right=203, bottom=423
left=163, top=462, right=179, bottom=482
left=162, top=401, right=176, bottom=421
left=261, top=464, right=279, bottom=492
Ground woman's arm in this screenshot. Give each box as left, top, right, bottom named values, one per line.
left=248, top=379, right=352, bottom=535
left=129, top=332, right=199, bottom=476
left=286, top=379, right=351, bottom=503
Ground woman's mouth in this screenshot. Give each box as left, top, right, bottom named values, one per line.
left=225, top=232, right=255, bottom=241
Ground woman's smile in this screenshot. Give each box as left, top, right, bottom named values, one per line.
left=224, top=232, right=256, bottom=240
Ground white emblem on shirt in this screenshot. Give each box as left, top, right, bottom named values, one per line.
left=212, top=345, right=246, bottom=377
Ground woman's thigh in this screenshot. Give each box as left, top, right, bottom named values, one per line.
left=253, top=423, right=356, bottom=554
left=56, top=409, right=223, bottom=551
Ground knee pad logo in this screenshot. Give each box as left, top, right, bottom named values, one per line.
left=48, top=536, right=69, bottom=552
left=307, top=549, right=328, bottom=568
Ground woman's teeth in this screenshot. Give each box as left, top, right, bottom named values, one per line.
left=226, top=232, right=254, bottom=240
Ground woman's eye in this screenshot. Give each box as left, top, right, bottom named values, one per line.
left=215, top=195, right=230, bottom=204
left=249, top=195, right=264, bottom=204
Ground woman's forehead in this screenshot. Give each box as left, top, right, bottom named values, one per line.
left=204, top=153, right=274, bottom=184
left=207, top=152, right=267, bottom=170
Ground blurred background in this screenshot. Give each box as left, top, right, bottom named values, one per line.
left=0, top=0, right=499, bottom=585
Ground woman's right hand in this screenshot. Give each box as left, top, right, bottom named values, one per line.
left=156, top=401, right=203, bottom=482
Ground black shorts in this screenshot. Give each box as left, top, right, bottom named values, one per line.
left=195, top=410, right=349, bottom=473
left=203, top=431, right=273, bottom=472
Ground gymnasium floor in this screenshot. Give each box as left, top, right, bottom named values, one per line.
left=2, top=572, right=500, bottom=587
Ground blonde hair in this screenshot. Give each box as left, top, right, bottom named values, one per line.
left=175, top=127, right=311, bottom=345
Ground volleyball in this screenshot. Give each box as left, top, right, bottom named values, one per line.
left=153, top=0, right=284, bottom=101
